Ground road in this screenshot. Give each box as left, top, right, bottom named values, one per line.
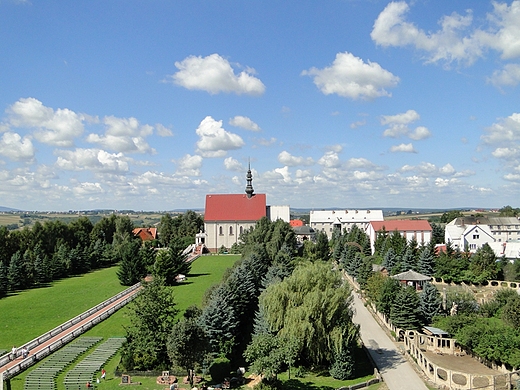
left=351, top=292, right=429, bottom=390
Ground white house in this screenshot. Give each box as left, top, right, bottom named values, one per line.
left=445, top=216, right=520, bottom=257
left=310, top=209, right=384, bottom=239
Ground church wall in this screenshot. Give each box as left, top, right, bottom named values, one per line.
left=204, top=221, right=257, bottom=252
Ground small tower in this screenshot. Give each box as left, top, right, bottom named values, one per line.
left=245, top=162, right=255, bottom=198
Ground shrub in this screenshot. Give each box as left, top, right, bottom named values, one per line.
left=209, top=357, right=231, bottom=383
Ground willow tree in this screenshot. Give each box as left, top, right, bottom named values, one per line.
left=259, top=261, right=359, bottom=366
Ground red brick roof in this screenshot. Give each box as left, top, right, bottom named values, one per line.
left=370, top=220, right=432, bottom=232
left=204, top=194, right=266, bottom=221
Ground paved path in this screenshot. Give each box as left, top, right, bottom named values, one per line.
left=351, top=292, right=429, bottom=390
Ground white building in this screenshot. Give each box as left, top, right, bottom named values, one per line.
left=267, top=205, right=290, bottom=222
left=310, top=209, right=384, bottom=239
left=445, top=216, right=520, bottom=258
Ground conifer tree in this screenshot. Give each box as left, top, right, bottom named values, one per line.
left=390, top=286, right=421, bottom=330
left=382, top=247, right=397, bottom=274
left=400, top=247, right=416, bottom=272
left=417, top=247, right=434, bottom=276
left=0, top=261, right=8, bottom=297
left=419, top=282, right=442, bottom=325
left=8, top=251, right=28, bottom=290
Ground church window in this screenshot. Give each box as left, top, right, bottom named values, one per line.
left=219, top=226, right=223, bottom=235
left=230, top=226, right=233, bottom=235
left=240, top=226, right=243, bottom=235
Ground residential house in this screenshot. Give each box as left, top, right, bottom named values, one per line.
left=366, top=220, right=432, bottom=255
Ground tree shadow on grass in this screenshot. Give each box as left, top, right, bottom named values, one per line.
left=187, top=273, right=210, bottom=278
left=283, top=379, right=334, bottom=390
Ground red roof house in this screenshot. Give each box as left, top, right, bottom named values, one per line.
left=367, top=220, right=432, bottom=254
left=132, top=227, right=158, bottom=241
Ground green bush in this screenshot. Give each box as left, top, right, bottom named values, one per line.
left=209, top=357, right=231, bottom=383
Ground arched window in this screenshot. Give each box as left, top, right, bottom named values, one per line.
left=230, top=226, right=233, bottom=235
left=240, top=226, right=243, bottom=235
left=219, top=226, right=223, bottom=235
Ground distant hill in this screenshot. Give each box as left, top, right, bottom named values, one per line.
left=0, top=206, right=20, bottom=212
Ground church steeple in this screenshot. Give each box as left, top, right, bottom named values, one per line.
left=245, top=162, right=255, bottom=198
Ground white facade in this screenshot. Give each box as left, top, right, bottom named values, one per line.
left=203, top=221, right=256, bottom=252
left=310, top=209, right=384, bottom=239
left=267, top=205, right=290, bottom=222
left=445, top=217, right=520, bottom=257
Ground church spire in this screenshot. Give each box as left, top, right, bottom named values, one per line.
left=245, top=161, right=255, bottom=198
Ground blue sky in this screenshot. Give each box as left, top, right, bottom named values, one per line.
left=1, top=0, right=520, bottom=211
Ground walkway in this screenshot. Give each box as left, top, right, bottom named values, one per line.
left=351, top=292, right=429, bottom=390
left=0, top=284, right=141, bottom=388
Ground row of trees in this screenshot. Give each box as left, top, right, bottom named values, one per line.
left=0, top=215, right=134, bottom=297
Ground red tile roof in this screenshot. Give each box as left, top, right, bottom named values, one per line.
left=132, top=227, right=158, bottom=241
left=370, top=220, right=432, bottom=232
left=204, top=194, right=266, bottom=221
left=290, top=219, right=304, bottom=227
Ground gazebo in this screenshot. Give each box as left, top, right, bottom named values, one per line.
left=391, top=269, right=431, bottom=290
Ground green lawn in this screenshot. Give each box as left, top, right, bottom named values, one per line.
left=0, top=267, right=127, bottom=350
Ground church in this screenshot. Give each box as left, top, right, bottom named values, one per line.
left=201, top=166, right=289, bottom=252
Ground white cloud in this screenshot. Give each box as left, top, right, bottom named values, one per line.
left=7, top=97, right=84, bottom=147
left=55, top=148, right=129, bottom=172
left=371, top=1, right=520, bottom=67
left=390, top=143, right=417, bottom=153
left=381, top=110, right=430, bottom=140
left=488, top=63, right=520, bottom=87
left=492, top=147, right=520, bottom=160
left=381, top=109, right=420, bottom=125
left=278, top=151, right=314, bottom=167
left=86, top=115, right=155, bottom=154
left=274, top=166, right=292, bottom=183
left=350, top=120, right=366, bottom=129
left=345, top=157, right=379, bottom=170
left=409, top=126, right=432, bottom=140
left=175, top=154, right=203, bottom=177
left=223, top=157, right=244, bottom=172
left=168, top=53, right=266, bottom=95
left=155, top=123, right=174, bottom=137
left=482, top=113, right=520, bottom=144
left=301, top=51, right=399, bottom=100
left=317, top=151, right=341, bottom=168
left=72, top=182, right=105, bottom=197
left=229, top=116, right=261, bottom=132
left=195, top=116, right=244, bottom=157
left=0, top=132, right=35, bottom=161
left=254, top=137, right=277, bottom=147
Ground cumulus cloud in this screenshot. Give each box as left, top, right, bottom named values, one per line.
left=0, top=132, right=35, bottom=161
left=175, top=154, right=203, bottom=176
left=482, top=113, right=520, bottom=144
left=381, top=110, right=431, bottom=140
left=390, top=143, right=417, bottom=153
left=7, top=97, right=84, bottom=147
left=278, top=151, right=314, bottom=166
left=86, top=116, right=155, bottom=154
left=72, top=182, right=105, bottom=197
left=55, top=148, right=130, bottom=172
left=223, top=157, right=244, bottom=172
left=318, top=151, right=341, bottom=168
left=350, top=120, right=366, bottom=129
left=195, top=116, right=244, bottom=157
left=488, top=63, right=520, bottom=88
left=167, top=53, right=266, bottom=95
left=371, top=1, right=520, bottom=67
left=229, top=116, right=261, bottom=132
left=301, top=51, right=399, bottom=100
